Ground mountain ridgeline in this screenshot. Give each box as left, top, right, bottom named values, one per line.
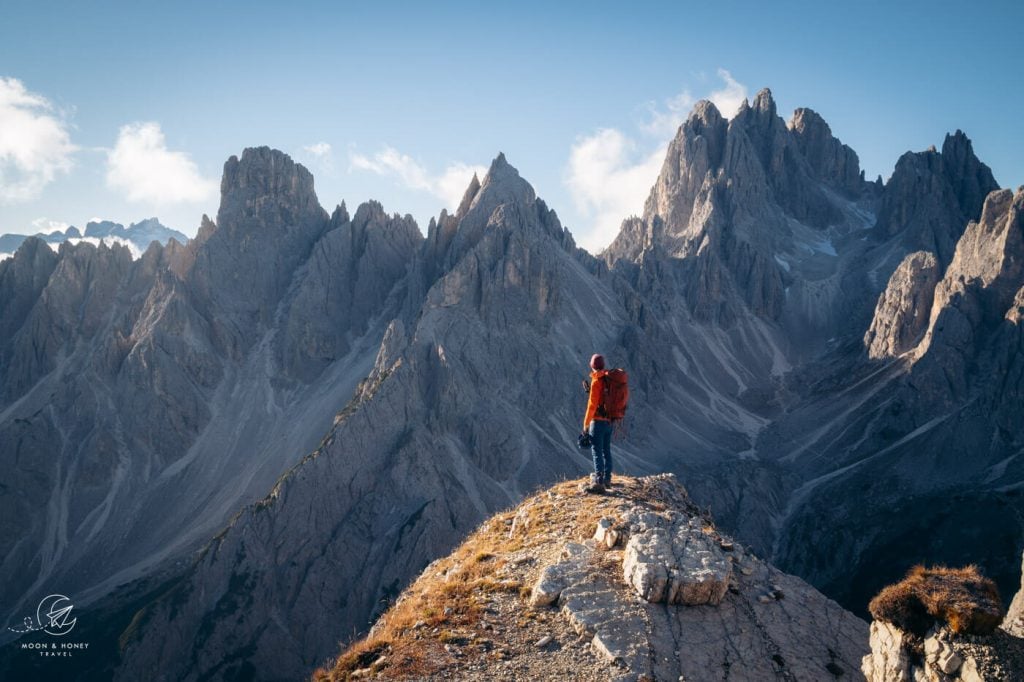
left=0, top=88, right=1021, bottom=680
left=0, top=218, right=187, bottom=259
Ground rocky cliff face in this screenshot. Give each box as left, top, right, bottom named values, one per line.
left=789, top=107, right=864, bottom=197
left=0, top=148, right=418, bottom=634
left=864, top=251, right=941, bottom=358
left=874, top=132, right=998, bottom=266
left=607, top=88, right=878, bottom=341
left=772, top=188, right=1024, bottom=615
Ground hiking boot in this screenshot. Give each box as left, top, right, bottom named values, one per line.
left=602, top=473, right=613, bottom=487
left=585, top=473, right=605, bottom=494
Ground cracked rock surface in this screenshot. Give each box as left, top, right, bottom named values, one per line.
left=326, top=474, right=868, bottom=681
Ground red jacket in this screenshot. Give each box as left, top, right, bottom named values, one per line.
left=583, top=369, right=611, bottom=430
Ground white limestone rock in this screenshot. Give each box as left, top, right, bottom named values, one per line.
left=622, top=511, right=731, bottom=605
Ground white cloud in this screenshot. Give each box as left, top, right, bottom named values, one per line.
left=566, top=69, right=748, bottom=254
left=433, top=162, right=489, bottom=210
left=106, top=122, right=216, bottom=204
left=31, top=217, right=70, bottom=234
left=0, top=77, right=77, bottom=203
left=349, top=146, right=486, bottom=211
left=565, top=129, right=665, bottom=253
left=707, top=69, right=749, bottom=121
left=300, top=141, right=335, bottom=174
left=303, top=142, right=332, bottom=158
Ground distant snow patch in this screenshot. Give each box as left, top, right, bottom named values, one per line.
left=798, top=236, right=837, bottom=257
left=774, top=255, right=790, bottom=272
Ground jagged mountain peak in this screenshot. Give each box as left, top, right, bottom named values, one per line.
left=787, top=106, right=833, bottom=138
left=489, top=150, right=510, bottom=171
left=331, top=200, right=350, bottom=225
left=185, top=147, right=331, bottom=353
left=129, top=216, right=161, bottom=229
left=10, top=234, right=54, bottom=262
left=478, top=151, right=535, bottom=204
left=83, top=218, right=122, bottom=237
left=352, top=198, right=388, bottom=224
left=689, top=97, right=723, bottom=124
left=941, top=129, right=999, bottom=215
left=876, top=129, right=999, bottom=264
left=350, top=199, right=420, bottom=240
left=788, top=106, right=864, bottom=195
left=752, top=86, right=776, bottom=115
left=434, top=152, right=542, bottom=265
left=217, top=146, right=323, bottom=229
left=454, top=171, right=482, bottom=219
left=443, top=152, right=536, bottom=230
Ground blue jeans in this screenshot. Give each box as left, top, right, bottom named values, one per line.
left=589, top=420, right=613, bottom=479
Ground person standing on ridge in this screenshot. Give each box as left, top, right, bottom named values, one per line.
left=582, top=353, right=629, bottom=493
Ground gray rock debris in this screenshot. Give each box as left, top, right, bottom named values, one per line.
left=862, top=621, right=1024, bottom=682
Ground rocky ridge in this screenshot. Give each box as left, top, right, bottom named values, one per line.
left=0, top=217, right=187, bottom=260
left=320, top=475, right=867, bottom=681
left=0, top=147, right=420, bottom=626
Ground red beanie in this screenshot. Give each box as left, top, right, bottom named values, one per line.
left=590, top=354, right=605, bottom=370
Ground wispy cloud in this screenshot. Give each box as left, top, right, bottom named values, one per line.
left=299, top=141, right=336, bottom=174
left=31, top=217, right=70, bottom=234
left=0, top=77, right=77, bottom=203
left=349, top=146, right=485, bottom=211
left=303, top=142, right=332, bottom=158
left=566, top=69, right=748, bottom=254
left=105, top=122, right=216, bottom=204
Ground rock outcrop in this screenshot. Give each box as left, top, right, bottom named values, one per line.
left=320, top=475, right=868, bottom=681
left=862, top=560, right=1024, bottom=681
left=789, top=107, right=864, bottom=197
left=619, top=507, right=732, bottom=605
left=864, top=251, right=941, bottom=358
left=862, top=621, right=1024, bottom=681
left=277, top=200, right=420, bottom=381
left=874, top=132, right=998, bottom=266
left=909, top=187, right=1024, bottom=404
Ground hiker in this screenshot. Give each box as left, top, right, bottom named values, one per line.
left=581, top=354, right=628, bottom=493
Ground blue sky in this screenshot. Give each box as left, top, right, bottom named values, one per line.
left=1, top=0, right=1021, bottom=253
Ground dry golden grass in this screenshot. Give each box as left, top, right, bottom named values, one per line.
left=313, top=475, right=694, bottom=680
left=869, top=564, right=1005, bottom=637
